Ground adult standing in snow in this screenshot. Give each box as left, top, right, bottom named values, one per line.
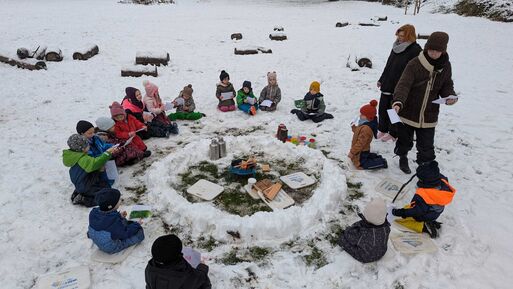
left=377, top=24, right=422, bottom=142
left=392, top=32, right=457, bottom=173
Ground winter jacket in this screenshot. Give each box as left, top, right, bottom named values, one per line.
left=88, top=207, right=144, bottom=254
left=175, top=91, right=196, bottom=113
left=215, top=83, right=236, bottom=107
left=145, top=258, right=212, bottom=289
left=96, top=131, right=145, bottom=166
left=259, top=85, right=282, bottom=104
left=144, top=93, right=166, bottom=115
left=338, top=214, right=391, bottom=263
left=302, top=92, right=326, bottom=114
left=62, top=150, right=111, bottom=196
left=349, top=120, right=378, bottom=169
left=393, top=178, right=456, bottom=222
left=113, top=114, right=147, bottom=152
left=236, top=89, right=257, bottom=107
left=88, top=135, right=113, bottom=157
left=122, top=98, right=146, bottom=124
left=379, top=42, right=422, bottom=94
left=392, top=52, right=456, bottom=128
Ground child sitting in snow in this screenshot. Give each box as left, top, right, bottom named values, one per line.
left=143, top=80, right=179, bottom=135
left=236, top=80, right=259, bottom=116
left=122, top=87, right=168, bottom=139
left=95, top=117, right=145, bottom=167
left=110, top=101, right=152, bottom=158
left=88, top=188, right=145, bottom=254
left=168, top=84, right=205, bottom=121
left=391, top=161, right=456, bottom=238
left=348, top=100, right=388, bottom=170
left=145, top=234, right=212, bottom=289
left=259, top=71, right=281, bottom=111
left=76, top=120, right=113, bottom=157
left=290, top=81, right=334, bottom=123
left=62, top=134, right=118, bottom=207
left=338, top=197, right=391, bottom=263
left=216, top=70, right=236, bottom=112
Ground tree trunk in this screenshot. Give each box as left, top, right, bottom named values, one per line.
left=135, top=52, right=170, bottom=66
left=73, top=45, right=99, bottom=60
left=45, top=48, right=63, bottom=62
left=121, top=66, right=158, bottom=77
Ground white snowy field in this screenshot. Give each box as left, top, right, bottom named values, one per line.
left=1, top=0, right=513, bottom=288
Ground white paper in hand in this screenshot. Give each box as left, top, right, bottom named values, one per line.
left=182, top=247, right=201, bottom=268
left=432, top=95, right=459, bottom=104
left=350, top=115, right=360, bottom=126
left=165, top=102, right=174, bottom=111
left=123, top=135, right=135, bottom=147
left=174, top=97, right=185, bottom=106
left=260, top=99, right=273, bottom=107
left=220, top=92, right=234, bottom=100
left=387, top=109, right=402, bottom=124
left=105, top=160, right=118, bottom=182
left=247, top=97, right=256, bottom=105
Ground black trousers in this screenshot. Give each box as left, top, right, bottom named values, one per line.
left=378, top=93, right=398, bottom=138
left=394, top=123, right=435, bottom=164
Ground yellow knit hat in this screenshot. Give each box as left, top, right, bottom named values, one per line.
left=309, top=81, right=320, bottom=93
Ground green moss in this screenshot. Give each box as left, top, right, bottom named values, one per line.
left=248, top=247, right=271, bottom=260
left=197, top=236, right=218, bottom=252
left=393, top=280, right=405, bottom=289
left=304, top=244, right=328, bottom=269
left=347, top=181, right=362, bottom=189
left=214, top=188, right=271, bottom=216
left=124, top=185, right=147, bottom=203
left=221, top=248, right=245, bottom=265
left=326, top=223, right=344, bottom=246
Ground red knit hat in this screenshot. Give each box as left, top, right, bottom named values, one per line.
left=360, top=100, right=378, bottom=120
left=110, top=101, right=126, bottom=117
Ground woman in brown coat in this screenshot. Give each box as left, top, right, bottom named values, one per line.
left=392, top=32, right=458, bottom=173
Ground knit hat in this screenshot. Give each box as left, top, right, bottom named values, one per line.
left=151, top=234, right=183, bottom=265
left=143, top=80, right=159, bottom=97
left=110, top=101, right=126, bottom=117
left=219, top=70, right=230, bottom=82
left=425, top=32, right=449, bottom=52
left=95, top=188, right=121, bottom=211
left=360, top=100, right=378, bottom=121
left=67, top=134, right=89, bottom=152
left=362, top=197, right=387, bottom=226
left=182, top=84, right=193, bottom=97
left=416, top=161, right=441, bottom=188
left=267, top=71, right=277, bottom=82
left=95, top=117, right=115, bottom=131
left=76, top=120, right=94, bottom=134
left=309, top=81, right=320, bottom=93
left=242, top=80, right=252, bottom=89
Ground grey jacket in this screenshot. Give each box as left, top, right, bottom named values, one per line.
left=215, top=83, right=236, bottom=107
left=259, top=85, right=282, bottom=104
left=338, top=214, right=390, bottom=263
left=175, top=92, right=196, bottom=112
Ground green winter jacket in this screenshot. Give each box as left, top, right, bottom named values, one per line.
left=62, top=150, right=111, bottom=173
left=236, top=89, right=257, bottom=106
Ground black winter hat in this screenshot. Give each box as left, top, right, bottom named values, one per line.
left=151, top=234, right=183, bottom=265
left=242, top=80, right=252, bottom=90
left=425, top=32, right=449, bottom=52
left=416, top=161, right=441, bottom=188
left=76, top=120, right=94, bottom=134
left=219, top=70, right=230, bottom=81
left=95, top=188, right=121, bottom=211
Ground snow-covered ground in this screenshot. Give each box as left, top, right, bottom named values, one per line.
left=1, top=0, right=513, bottom=288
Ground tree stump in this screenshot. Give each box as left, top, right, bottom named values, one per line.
left=0, top=53, right=46, bottom=70
left=231, top=33, right=243, bottom=40
left=269, top=33, right=287, bottom=41
left=135, top=51, right=170, bottom=66
left=273, top=26, right=284, bottom=31
left=45, top=48, right=63, bottom=62
left=335, top=22, right=349, bottom=27
left=73, top=45, right=99, bottom=60
left=234, top=48, right=258, bottom=55
left=257, top=47, right=272, bottom=54
left=121, top=65, right=158, bottom=77
left=417, top=34, right=430, bottom=39
left=17, top=48, right=30, bottom=59
left=357, top=58, right=372, bottom=68
left=358, top=22, right=380, bottom=27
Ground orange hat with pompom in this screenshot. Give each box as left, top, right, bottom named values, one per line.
left=360, top=100, right=378, bottom=120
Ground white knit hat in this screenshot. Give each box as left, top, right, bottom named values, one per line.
left=95, top=117, right=115, bottom=131
left=362, top=197, right=387, bottom=226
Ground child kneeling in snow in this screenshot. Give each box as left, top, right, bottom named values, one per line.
left=392, top=161, right=456, bottom=238
left=237, top=80, right=259, bottom=115
left=259, top=71, right=281, bottom=111
left=290, top=81, right=334, bottom=123
left=338, top=198, right=391, bottom=263
left=348, top=100, right=388, bottom=170
left=110, top=101, right=152, bottom=158
left=216, top=70, right=236, bottom=112
left=143, top=80, right=179, bottom=135
left=88, top=188, right=145, bottom=254
left=168, top=84, right=206, bottom=121
left=145, top=234, right=212, bottom=289
left=63, top=134, right=118, bottom=207
left=95, top=117, right=145, bottom=166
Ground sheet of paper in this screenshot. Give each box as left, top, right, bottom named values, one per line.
left=182, top=247, right=201, bottom=268
left=220, top=92, right=234, bottom=100
left=350, top=115, right=359, bottom=126
left=105, top=160, right=118, bottom=181
left=135, top=127, right=146, bottom=133
left=174, top=97, right=185, bottom=106
left=387, top=109, right=402, bottom=124
left=432, top=95, right=459, bottom=104
left=247, top=97, right=256, bottom=105
left=165, top=102, right=174, bottom=110
left=123, top=135, right=135, bottom=147
left=260, top=99, right=273, bottom=107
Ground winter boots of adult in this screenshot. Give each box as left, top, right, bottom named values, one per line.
left=423, top=221, right=442, bottom=238
left=399, top=155, right=411, bottom=174
left=71, top=191, right=96, bottom=207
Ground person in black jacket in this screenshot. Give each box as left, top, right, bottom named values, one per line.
left=377, top=24, right=422, bottom=142
left=145, top=234, right=212, bottom=289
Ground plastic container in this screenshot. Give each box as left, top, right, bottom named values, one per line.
left=246, top=178, right=257, bottom=193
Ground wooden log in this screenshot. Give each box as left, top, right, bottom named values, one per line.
left=135, top=51, right=169, bottom=66
left=335, top=22, right=349, bottom=27
left=17, top=48, right=30, bottom=59
left=17, top=46, right=47, bottom=60
left=269, top=33, right=287, bottom=41
left=417, top=33, right=430, bottom=39
left=273, top=26, right=284, bottom=31
left=45, top=48, right=63, bottom=62
left=231, top=33, right=242, bottom=40
left=73, top=45, right=99, bottom=60
left=357, top=57, right=372, bottom=68
left=234, top=48, right=258, bottom=55
left=358, top=22, right=380, bottom=27
left=121, top=65, right=157, bottom=77
left=0, top=53, right=46, bottom=70
left=257, top=47, right=272, bottom=54
left=374, top=16, right=387, bottom=21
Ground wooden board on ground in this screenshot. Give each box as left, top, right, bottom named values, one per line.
left=280, top=172, right=315, bottom=189
left=36, top=265, right=91, bottom=289
left=269, top=33, right=287, bottom=41
left=91, top=245, right=136, bottom=264
left=335, top=22, right=349, bottom=27
left=258, top=189, right=295, bottom=210
left=391, top=233, right=438, bottom=254
left=121, top=65, right=158, bottom=77
left=187, top=179, right=224, bottom=201
left=0, top=54, right=46, bottom=70
left=375, top=177, right=411, bottom=200
left=73, top=44, right=99, bottom=60
left=135, top=51, right=169, bottom=66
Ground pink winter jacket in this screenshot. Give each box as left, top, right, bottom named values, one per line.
left=143, top=94, right=165, bottom=115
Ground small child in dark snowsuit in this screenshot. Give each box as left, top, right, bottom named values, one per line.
left=348, top=100, right=388, bottom=170
left=236, top=80, right=259, bottom=116
left=168, top=84, right=205, bottom=121
left=290, top=81, right=334, bottom=123
left=392, top=161, right=456, bottom=238
left=216, top=70, right=237, bottom=112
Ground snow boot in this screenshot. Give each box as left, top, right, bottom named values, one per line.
left=250, top=106, right=257, bottom=115
left=423, top=221, right=440, bottom=238
left=399, top=155, right=411, bottom=174
left=143, top=150, right=152, bottom=158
